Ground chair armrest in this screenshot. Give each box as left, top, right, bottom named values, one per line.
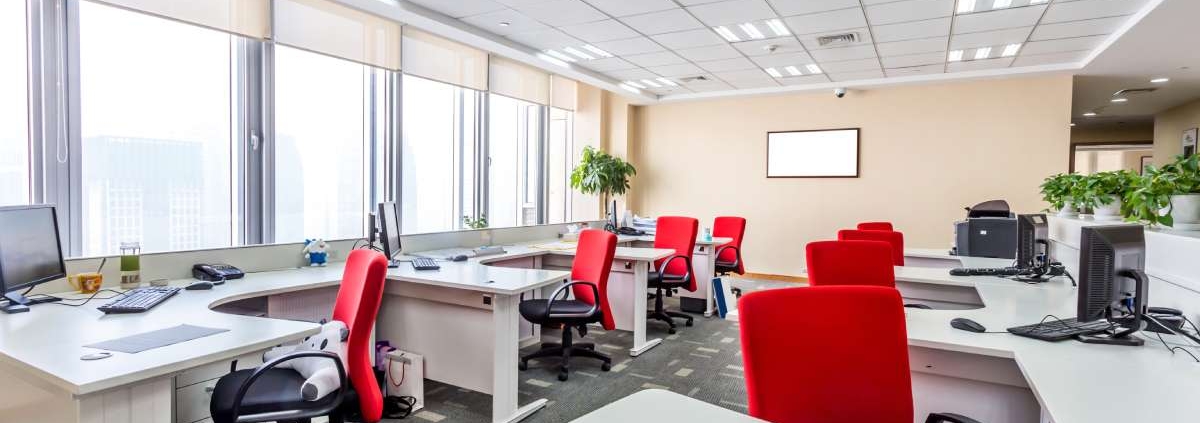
left=544, top=281, right=600, bottom=319
left=656, top=255, right=693, bottom=284
left=925, top=412, right=983, bottom=423
left=714, top=245, right=740, bottom=267
left=230, top=350, right=346, bottom=422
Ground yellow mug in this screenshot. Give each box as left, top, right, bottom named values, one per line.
left=69, top=272, right=104, bottom=294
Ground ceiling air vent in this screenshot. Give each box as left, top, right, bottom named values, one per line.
left=1113, top=87, right=1158, bottom=96
left=679, top=75, right=709, bottom=83
left=817, top=32, right=859, bottom=47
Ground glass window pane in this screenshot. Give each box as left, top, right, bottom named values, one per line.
left=79, top=2, right=235, bottom=255
left=273, top=46, right=368, bottom=243
left=488, top=95, right=542, bottom=228
left=0, top=1, right=30, bottom=206
left=548, top=108, right=571, bottom=224
left=401, top=75, right=478, bottom=234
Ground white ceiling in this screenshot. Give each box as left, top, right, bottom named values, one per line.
left=406, top=0, right=1156, bottom=99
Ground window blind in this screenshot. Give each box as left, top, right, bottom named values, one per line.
left=402, top=28, right=488, bottom=91
left=273, top=0, right=402, bottom=71
left=489, top=56, right=550, bottom=105
left=88, top=0, right=270, bottom=38
left=550, top=75, right=577, bottom=111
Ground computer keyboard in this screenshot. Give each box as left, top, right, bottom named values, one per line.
left=949, top=267, right=1026, bottom=276
left=98, top=286, right=181, bottom=314
left=411, top=257, right=440, bottom=271
left=1007, top=317, right=1112, bottom=341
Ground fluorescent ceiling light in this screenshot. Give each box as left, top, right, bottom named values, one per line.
left=805, top=64, right=822, bottom=74
left=582, top=45, right=613, bottom=58
left=948, top=50, right=964, bottom=62
left=1111, top=98, right=1128, bottom=103
left=624, top=80, right=645, bottom=89
left=713, top=26, right=741, bottom=42
left=785, top=66, right=801, bottom=76
left=656, top=77, right=678, bottom=87
left=537, top=53, right=570, bottom=67
left=543, top=50, right=576, bottom=63
left=992, top=0, right=1012, bottom=8
left=1151, top=77, right=1170, bottom=83
left=1031, top=0, right=1048, bottom=3
left=765, top=67, right=783, bottom=78
left=765, top=19, right=790, bottom=36
left=739, top=23, right=765, bottom=40
left=1083, top=112, right=1097, bottom=117
left=641, top=79, right=661, bottom=88
left=957, top=0, right=976, bottom=14
left=1001, top=43, right=1021, bottom=57
left=563, top=47, right=594, bottom=60
left=974, top=47, right=992, bottom=60
left=620, top=84, right=641, bottom=94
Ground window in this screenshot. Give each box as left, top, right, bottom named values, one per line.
left=547, top=108, right=572, bottom=224
left=400, top=75, right=479, bottom=234
left=0, top=1, right=30, bottom=206
left=78, top=2, right=236, bottom=255
left=488, top=94, right=543, bottom=228
left=273, top=45, right=373, bottom=243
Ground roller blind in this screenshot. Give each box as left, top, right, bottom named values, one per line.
left=274, top=0, right=402, bottom=71
left=88, top=0, right=270, bottom=38
left=489, top=57, right=550, bottom=105
left=402, top=28, right=488, bottom=91
left=550, top=76, right=577, bottom=111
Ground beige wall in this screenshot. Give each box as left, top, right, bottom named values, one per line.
left=601, top=90, right=639, bottom=216
left=631, top=75, right=1073, bottom=275
left=571, top=83, right=603, bottom=221
left=1154, top=98, right=1200, bottom=165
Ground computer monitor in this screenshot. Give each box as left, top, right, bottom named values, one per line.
left=376, top=202, right=401, bottom=268
left=1077, top=225, right=1147, bottom=346
left=0, top=205, right=67, bottom=314
left=1016, top=214, right=1048, bottom=271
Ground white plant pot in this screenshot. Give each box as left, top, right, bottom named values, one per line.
left=1093, top=196, right=1123, bottom=222
left=1170, top=194, right=1200, bottom=230
left=1056, top=202, right=1078, bottom=218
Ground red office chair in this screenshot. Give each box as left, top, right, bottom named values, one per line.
left=857, top=221, right=894, bottom=231
left=839, top=229, right=905, bottom=266
left=210, top=249, right=388, bottom=423
left=519, top=229, right=618, bottom=381
left=806, top=240, right=894, bottom=287
left=738, top=286, right=979, bottom=423
left=713, top=216, right=747, bottom=276
left=647, top=216, right=698, bottom=333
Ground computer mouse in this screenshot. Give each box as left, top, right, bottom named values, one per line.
left=451, top=254, right=469, bottom=262
left=80, top=352, right=112, bottom=361
left=185, top=281, right=214, bottom=291
left=950, top=318, right=986, bottom=333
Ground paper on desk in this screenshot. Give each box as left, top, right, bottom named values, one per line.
left=85, top=324, right=229, bottom=354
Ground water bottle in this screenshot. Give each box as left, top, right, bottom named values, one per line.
left=703, top=227, right=712, bottom=242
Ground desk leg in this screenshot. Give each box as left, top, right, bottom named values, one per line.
left=630, top=263, right=662, bottom=356
left=492, top=293, right=547, bottom=423
left=704, top=253, right=717, bottom=317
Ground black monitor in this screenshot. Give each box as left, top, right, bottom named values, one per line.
left=1016, top=214, right=1048, bottom=271
left=0, top=205, right=67, bottom=314
left=1077, top=225, right=1147, bottom=346
left=376, top=202, right=401, bottom=268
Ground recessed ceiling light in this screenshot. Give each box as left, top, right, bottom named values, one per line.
left=957, top=0, right=977, bottom=14
left=805, top=64, right=822, bottom=74
left=1070, top=122, right=1076, bottom=127
left=765, top=19, right=790, bottom=37
left=543, top=50, right=576, bottom=63
left=656, top=77, right=678, bottom=87
left=1111, top=98, right=1128, bottom=103
left=1083, top=112, right=1097, bottom=117
left=974, top=47, right=992, bottom=60
left=1151, top=77, right=1170, bottom=83
left=562, top=47, right=593, bottom=60
left=624, top=80, right=645, bottom=89
left=739, top=23, right=765, bottom=40
left=713, top=26, right=741, bottom=42
left=641, top=79, right=661, bottom=88
left=764, top=67, right=783, bottom=78
left=948, top=50, right=964, bottom=62
left=1001, top=43, right=1021, bottom=57
left=499, top=22, right=510, bottom=27
left=992, top=0, right=1012, bottom=9
left=620, top=84, right=640, bottom=94
left=537, top=53, right=570, bottom=67
left=785, top=66, right=802, bottom=76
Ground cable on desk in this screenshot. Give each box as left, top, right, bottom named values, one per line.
left=1141, top=315, right=1200, bottom=362
left=41, top=289, right=129, bottom=307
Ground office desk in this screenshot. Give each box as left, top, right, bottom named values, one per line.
left=570, top=389, right=765, bottom=423
left=904, top=247, right=1015, bottom=269
left=621, top=235, right=734, bottom=317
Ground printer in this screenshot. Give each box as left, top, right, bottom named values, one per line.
left=953, top=200, right=1018, bottom=259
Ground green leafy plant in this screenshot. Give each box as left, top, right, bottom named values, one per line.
left=1077, top=170, right=1135, bottom=210
left=570, top=146, right=637, bottom=211
left=462, top=215, right=488, bottom=230
left=1040, top=173, right=1085, bottom=211
left=1126, top=155, right=1200, bottom=226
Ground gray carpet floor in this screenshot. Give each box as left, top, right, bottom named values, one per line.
left=387, top=277, right=793, bottom=423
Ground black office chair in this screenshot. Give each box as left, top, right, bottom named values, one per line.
left=210, top=351, right=347, bottom=423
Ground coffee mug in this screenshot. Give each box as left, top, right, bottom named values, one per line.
left=69, top=272, right=104, bottom=294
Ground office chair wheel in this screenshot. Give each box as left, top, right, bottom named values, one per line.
left=685, top=320, right=693, bottom=327
left=668, top=328, right=676, bottom=334
left=558, top=372, right=569, bottom=381
left=601, top=362, right=611, bottom=371
left=518, top=361, right=528, bottom=371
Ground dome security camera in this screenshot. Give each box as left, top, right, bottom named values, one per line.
left=834, top=88, right=847, bottom=98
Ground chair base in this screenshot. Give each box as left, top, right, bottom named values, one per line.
left=648, top=287, right=694, bottom=334
left=519, top=330, right=612, bottom=381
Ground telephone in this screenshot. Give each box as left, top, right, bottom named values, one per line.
left=192, top=263, right=245, bottom=281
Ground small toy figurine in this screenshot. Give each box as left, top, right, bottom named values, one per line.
left=303, top=239, right=329, bottom=267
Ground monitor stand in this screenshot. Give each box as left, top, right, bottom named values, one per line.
left=3, top=291, right=31, bottom=314
left=387, top=260, right=401, bottom=269
left=1077, top=269, right=1148, bottom=347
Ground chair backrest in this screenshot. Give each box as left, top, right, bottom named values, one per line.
left=739, top=286, right=913, bottom=423
left=570, top=229, right=618, bottom=330
left=857, top=221, right=894, bottom=231
left=713, top=216, right=747, bottom=274
left=806, top=240, right=895, bottom=288
left=332, top=249, right=388, bottom=423
left=838, top=229, right=905, bottom=266
left=654, top=216, right=699, bottom=292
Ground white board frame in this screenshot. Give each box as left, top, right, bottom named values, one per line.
left=766, top=128, right=860, bottom=178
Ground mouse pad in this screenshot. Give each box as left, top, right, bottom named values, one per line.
left=84, top=324, right=229, bottom=354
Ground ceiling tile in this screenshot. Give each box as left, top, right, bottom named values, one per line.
left=947, top=57, right=1014, bottom=72
left=817, top=58, right=880, bottom=72
left=559, top=19, right=640, bottom=42
left=646, top=62, right=705, bottom=76
left=461, top=9, right=550, bottom=35
left=677, top=0, right=727, bottom=5
left=591, top=36, right=666, bottom=55
left=884, top=63, right=944, bottom=76
left=880, top=51, right=945, bottom=68
left=784, top=7, right=867, bottom=34
left=1012, top=50, right=1089, bottom=66
left=828, top=68, right=885, bottom=81
left=865, top=0, right=953, bottom=26
left=495, top=0, right=558, bottom=6
left=587, top=0, right=679, bottom=17
left=651, top=28, right=727, bottom=50
left=799, top=27, right=874, bottom=51
left=623, top=51, right=688, bottom=67
left=768, top=0, right=859, bottom=17
left=1030, top=16, right=1124, bottom=41
left=507, top=28, right=585, bottom=49
left=1021, top=35, right=1106, bottom=55
left=876, top=36, right=947, bottom=56
left=872, top=17, right=950, bottom=42
left=778, top=74, right=831, bottom=85
left=619, top=8, right=705, bottom=35
left=751, top=52, right=817, bottom=68
left=1042, top=0, right=1148, bottom=24
left=647, top=85, right=692, bottom=95
left=407, top=0, right=506, bottom=18
left=684, top=82, right=734, bottom=92
left=949, top=27, right=1033, bottom=50
left=697, top=57, right=760, bottom=72
left=579, top=57, right=638, bottom=72
left=953, top=5, right=1047, bottom=34
left=729, top=79, right=782, bottom=89
left=809, top=45, right=878, bottom=62
left=513, top=0, right=609, bottom=26
left=733, top=38, right=807, bottom=56
left=687, top=0, right=778, bottom=27
left=676, top=44, right=744, bottom=61
left=606, top=68, right=661, bottom=80
left=715, top=68, right=774, bottom=81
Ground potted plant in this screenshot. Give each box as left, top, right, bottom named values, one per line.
left=1040, top=173, right=1085, bottom=217
left=570, top=146, right=637, bottom=232
left=1124, top=164, right=1175, bottom=226
left=1078, top=170, right=1135, bottom=221
left=1161, top=155, right=1200, bottom=229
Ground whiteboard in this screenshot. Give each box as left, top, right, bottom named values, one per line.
left=766, top=129, right=859, bottom=177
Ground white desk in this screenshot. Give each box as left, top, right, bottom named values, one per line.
left=905, top=247, right=1015, bottom=269
left=570, top=389, right=764, bottom=423
left=622, top=235, right=734, bottom=317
